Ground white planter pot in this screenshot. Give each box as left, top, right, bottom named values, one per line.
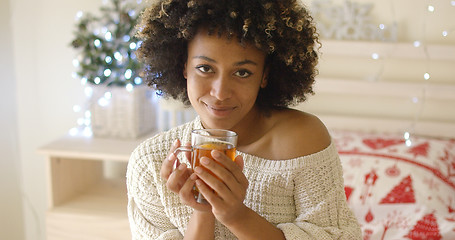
left=89, top=85, right=157, bottom=139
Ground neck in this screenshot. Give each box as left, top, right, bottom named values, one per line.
left=231, top=106, right=268, bottom=147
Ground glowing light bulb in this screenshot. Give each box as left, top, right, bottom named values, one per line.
left=105, top=32, right=112, bottom=41
left=73, top=105, right=81, bottom=112
left=94, top=39, right=101, bottom=48
left=104, top=92, right=112, bottom=99
left=82, top=127, right=93, bottom=137
left=379, top=24, right=385, bottom=30
left=427, top=5, right=435, bottom=12
left=126, top=83, right=134, bottom=92
left=72, top=59, right=80, bottom=67
left=77, top=118, right=84, bottom=126
left=69, top=127, right=79, bottom=136
left=129, top=42, right=137, bottom=50
left=404, top=131, right=410, bottom=140
left=134, top=77, right=143, bottom=85
left=442, top=31, right=448, bottom=37
left=72, top=72, right=78, bottom=79
left=413, top=41, right=421, bottom=47
left=128, top=10, right=136, bottom=17
left=104, top=69, right=112, bottom=77
left=75, top=11, right=83, bottom=20
left=81, top=77, right=88, bottom=85
left=424, top=72, right=430, bottom=80
left=451, top=0, right=455, bottom=6
left=105, top=56, right=112, bottom=64
left=125, top=69, right=133, bottom=79
left=371, top=53, right=379, bottom=60
left=123, top=35, right=131, bottom=42
left=84, top=110, right=91, bottom=118
left=114, top=52, right=123, bottom=61
left=405, top=139, right=412, bottom=147
left=98, top=97, right=109, bottom=107
left=412, top=97, right=419, bottom=103
left=94, top=77, right=101, bottom=84
left=84, top=86, right=93, bottom=97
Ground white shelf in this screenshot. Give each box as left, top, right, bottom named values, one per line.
left=38, top=134, right=154, bottom=240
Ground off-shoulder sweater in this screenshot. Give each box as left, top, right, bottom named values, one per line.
left=126, top=117, right=361, bottom=239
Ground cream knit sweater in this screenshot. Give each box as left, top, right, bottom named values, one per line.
left=126, top=117, right=361, bottom=239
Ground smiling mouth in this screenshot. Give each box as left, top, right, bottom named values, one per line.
left=203, top=103, right=236, bottom=116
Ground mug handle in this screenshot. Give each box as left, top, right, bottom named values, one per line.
left=172, top=146, right=192, bottom=170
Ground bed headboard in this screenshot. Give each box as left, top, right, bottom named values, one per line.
left=293, top=40, right=455, bottom=139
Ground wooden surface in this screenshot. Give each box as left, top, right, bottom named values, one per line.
left=38, top=134, right=152, bottom=240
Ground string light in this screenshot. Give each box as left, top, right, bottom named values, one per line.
left=124, top=69, right=133, bottom=79
left=423, top=72, right=431, bottom=80
left=404, top=131, right=412, bottom=147
left=73, top=105, right=82, bottom=113
left=105, top=32, right=112, bottom=41
left=104, top=69, right=112, bottom=77
left=371, top=53, right=379, bottom=60
left=427, top=5, right=435, bottom=12
left=126, top=83, right=134, bottom=92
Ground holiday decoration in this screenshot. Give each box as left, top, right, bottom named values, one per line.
left=310, top=0, right=397, bottom=41
left=71, top=0, right=144, bottom=86
left=404, top=213, right=442, bottom=240
left=380, top=175, right=416, bottom=204
left=69, top=0, right=157, bottom=139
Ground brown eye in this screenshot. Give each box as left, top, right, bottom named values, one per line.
left=196, top=65, right=214, bottom=73
left=234, top=69, right=252, bottom=78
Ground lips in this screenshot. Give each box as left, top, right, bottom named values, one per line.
left=203, top=102, right=236, bottom=117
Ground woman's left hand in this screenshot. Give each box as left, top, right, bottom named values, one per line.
left=194, top=151, right=249, bottom=225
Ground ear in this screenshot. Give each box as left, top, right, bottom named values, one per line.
left=183, top=62, right=188, bottom=79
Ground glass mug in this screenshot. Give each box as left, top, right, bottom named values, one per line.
left=174, top=129, right=238, bottom=203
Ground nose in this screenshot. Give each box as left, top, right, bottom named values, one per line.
left=210, top=74, right=232, bottom=101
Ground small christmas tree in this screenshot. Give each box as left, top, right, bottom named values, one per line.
left=380, top=175, right=416, bottom=204
left=404, top=213, right=442, bottom=240
left=71, top=0, right=144, bottom=87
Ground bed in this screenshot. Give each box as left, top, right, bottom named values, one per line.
left=294, top=73, right=455, bottom=239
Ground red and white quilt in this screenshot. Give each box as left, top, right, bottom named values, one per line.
left=332, top=130, right=455, bottom=240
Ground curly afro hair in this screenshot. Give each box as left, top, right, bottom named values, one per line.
left=135, top=0, right=320, bottom=111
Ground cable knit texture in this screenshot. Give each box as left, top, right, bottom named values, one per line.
left=126, top=117, right=361, bottom=239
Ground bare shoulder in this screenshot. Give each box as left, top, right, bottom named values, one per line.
left=268, top=108, right=331, bottom=159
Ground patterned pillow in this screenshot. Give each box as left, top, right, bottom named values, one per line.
left=331, top=130, right=455, bottom=240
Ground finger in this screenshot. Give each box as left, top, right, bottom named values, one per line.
left=180, top=174, right=212, bottom=211
left=160, top=139, right=181, bottom=180
left=211, top=151, right=248, bottom=188
left=166, top=163, right=191, bottom=194
left=194, top=163, right=233, bottom=200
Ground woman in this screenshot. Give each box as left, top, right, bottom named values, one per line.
left=127, top=0, right=361, bottom=239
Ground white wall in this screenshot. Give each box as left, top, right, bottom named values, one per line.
left=1, top=0, right=25, bottom=239
left=3, top=0, right=455, bottom=239
left=8, top=0, right=101, bottom=239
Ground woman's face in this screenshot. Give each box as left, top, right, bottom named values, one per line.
left=184, top=29, right=267, bottom=130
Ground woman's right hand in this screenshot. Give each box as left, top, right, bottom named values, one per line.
left=160, top=139, right=212, bottom=212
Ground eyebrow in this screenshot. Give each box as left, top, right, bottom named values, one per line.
left=192, top=56, right=258, bottom=66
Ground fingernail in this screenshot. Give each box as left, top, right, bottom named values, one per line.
left=201, top=157, right=210, bottom=165
left=194, top=166, right=202, bottom=174
left=173, top=139, right=179, bottom=147
left=168, top=153, right=174, bottom=161
left=212, top=150, right=221, bottom=158
left=178, top=164, right=186, bottom=170
left=190, top=173, right=198, bottom=180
